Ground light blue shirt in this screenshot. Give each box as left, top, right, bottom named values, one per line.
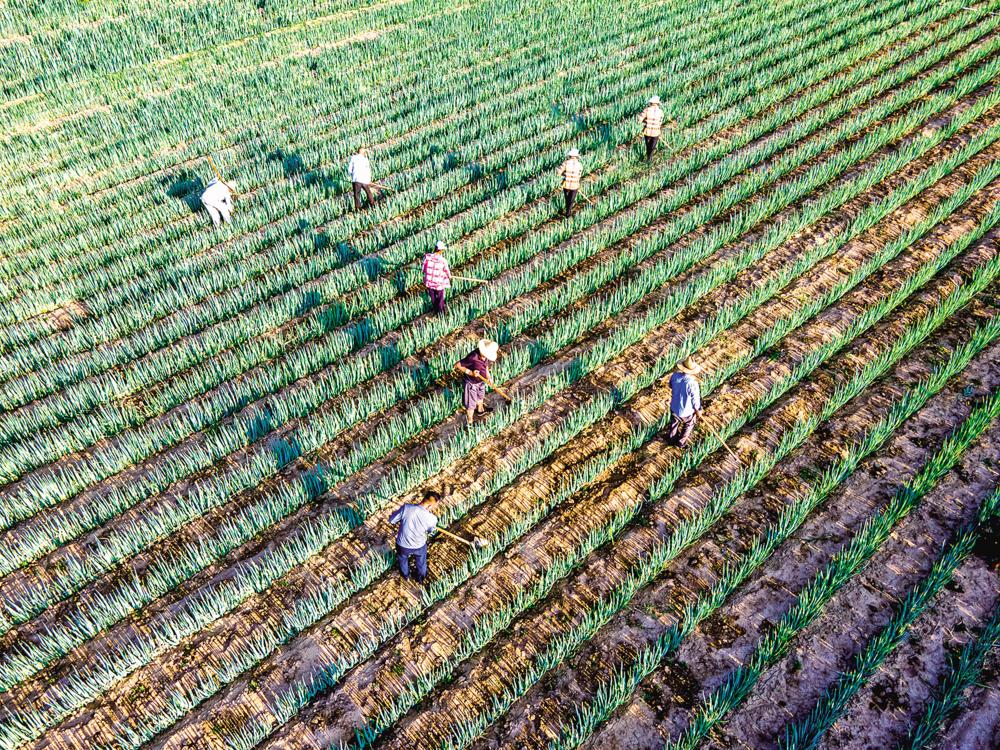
left=669, top=372, right=701, bottom=418
left=389, top=503, right=438, bottom=549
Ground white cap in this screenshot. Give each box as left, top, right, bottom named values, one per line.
left=435, top=240, right=447, bottom=251
left=478, top=338, right=499, bottom=362
left=567, top=148, right=580, bottom=158
left=649, top=95, right=660, bottom=104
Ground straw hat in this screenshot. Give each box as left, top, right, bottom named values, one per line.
left=567, top=148, right=580, bottom=158
left=478, top=338, right=499, bottom=362
left=677, top=356, right=702, bottom=375
left=649, top=95, right=660, bottom=104
left=435, top=240, right=447, bottom=251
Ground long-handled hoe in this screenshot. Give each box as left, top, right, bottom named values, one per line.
left=436, top=527, right=486, bottom=548
left=206, top=154, right=235, bottom=192
left=471, top=370, right=514, bottom=402
left=700, top=415, right=742, bottom=465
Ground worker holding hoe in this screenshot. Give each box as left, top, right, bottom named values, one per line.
left=455, top=338, right=501, bottom=425
left=639, top=95, right=664, bottom=161
left=556, top=148, right=583, bottom=218
left=347, top=146, right=376, bottom=211
left=423, top=240, right=452, bottom=314
left=389, top=491, right=440, bottom=582
left=201, top=176, right=236, bottom=228
left=668, top=356, right=702, bottom=448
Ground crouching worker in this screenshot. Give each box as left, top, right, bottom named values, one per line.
left=455, top=338, right=499, bottom=425
left=201, top=177, right=236, bottom=228
left=389, top=491, right=440, bottom=582
left=668, top=356, right=702, bottom=448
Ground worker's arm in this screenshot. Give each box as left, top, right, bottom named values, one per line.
left=389, top=505, right=404, bottom=524
left=454, top=363, right=474, bottom=377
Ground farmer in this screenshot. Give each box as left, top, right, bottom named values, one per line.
left=556, top=148, right=583, bottom=218
left=422, top=240, right=452, bottom=314
left=201, top=177, right=236, bottom=228
left=454, top=338, right=500, bottom=425
left=668, top=356, right=702, bottom=448
left=389, top=491, right=440, bottom=582
left=638, top=95, right=664, bottom=161
left=347, top=146, right=375, bottom=211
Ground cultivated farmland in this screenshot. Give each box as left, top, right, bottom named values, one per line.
left=1, top=0, right=999, bottom=748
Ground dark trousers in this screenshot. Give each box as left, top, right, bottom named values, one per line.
left=352, top=181, right=374, bottom=210
left=668, top=412, right=697, bottom=447
left=644, top=135, right=659, bottom=160
left=563, top=188, right=578, bottom=217
left=427, top=287, right=447, bottom=313
left=397, top=544, right=428, bottom=580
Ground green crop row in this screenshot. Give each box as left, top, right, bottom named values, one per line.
left=900, top=596, right=1000, bottom=749
left=779, top=486, right=1000, bottom=750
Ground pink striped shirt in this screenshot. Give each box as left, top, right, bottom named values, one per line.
left=422, top=253, right=451, bottom=290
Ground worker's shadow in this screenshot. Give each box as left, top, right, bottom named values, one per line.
left=246, top=407, right=318, bottom=495
left=267, top=148, right=340, bottom=192
left=269, top=149, right=305, bottom=179
left=378, top=340, right=402, bottom=372
left=165, top=173, right=205, bottom=213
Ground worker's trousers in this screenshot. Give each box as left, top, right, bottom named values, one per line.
left=397, top=544, right=428, bottom=581
left=644, top=135, right=659, bottom=160
left=427, top=287, right=447, bottom=314
left=204, top=201, right=232, bottom=227
left=668, top=412, right=697, bottom=448
left=563, top=188, right=578, bottom=217
left=353, top=181, right=375, bottom=210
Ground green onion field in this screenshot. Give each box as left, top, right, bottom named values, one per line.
left=0, top=0, right=998, bottom=748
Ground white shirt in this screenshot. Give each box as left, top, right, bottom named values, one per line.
left=201, top=178, right=232, bottom=208
left=347, top=153, right=372, bottom=184
left=389, top=503, right=438, bottom=548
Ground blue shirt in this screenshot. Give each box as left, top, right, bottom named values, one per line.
left=389, top=503, right=438, bottom=549
left=669, top=372, right=701, bottom=418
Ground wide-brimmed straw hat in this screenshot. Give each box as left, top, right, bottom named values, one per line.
left=567, top=148, right=580, bottom=158
left=478, top=338, right=499, bottom=362
left=677, top=356, right=702, bottom=375
left=649, top=95, right=660, bottom=104
left=435, top=240, right=447, bottom=251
